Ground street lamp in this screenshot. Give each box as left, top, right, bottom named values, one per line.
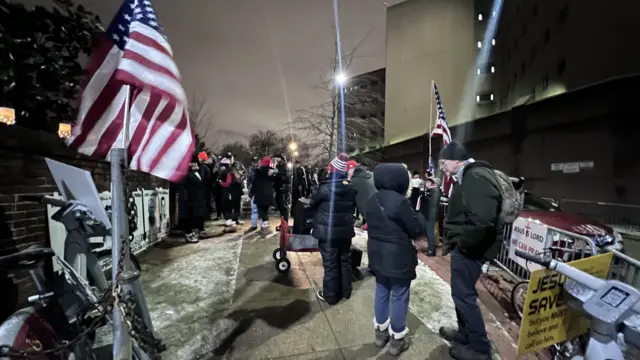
left=335, top=73, right=347, bottom=86
left=293, top=151, right=299, bottom=157
left=289, top=141, right=297, bottom=151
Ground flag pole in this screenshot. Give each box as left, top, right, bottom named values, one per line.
left=429, top=80, right=433, bottom=158
left=111, top=84, right=134, bottom=360
left=112, top=85, right=160, bottom=360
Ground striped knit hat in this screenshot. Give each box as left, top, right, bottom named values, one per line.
left=327, top=153, right=349, bottom=173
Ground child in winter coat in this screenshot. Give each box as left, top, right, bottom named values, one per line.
left=365, top=163, right=429, bottom=356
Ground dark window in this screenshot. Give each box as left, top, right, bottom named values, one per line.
left=533, top=4, right=538, bottom=16
left=506, top=82, right=510, bottom=92
left=530, top=46, right=537, bottom=63
left=478, top=62, right=495, bottom=74
left=381, top=111, right=385, bottom=117
left=542, top=74, right=549, bottom=89
left=560, top=5, right=569, bottom=24
left=371, top=80, right=379, bottom=86
left=514, top=39, right=518, bottom=50
left=544, top=28, right=550, bottom=43
left=516, top=4, right=520, bottom=13
left=507, top=51, right=511, bottom=61
left=521, top=61, right=526, bottom=73
left=522, top=24, right=527, bottom=35
left=557, top=58, right=566, bottom=75
left=477, top=93, right=494, bottom=103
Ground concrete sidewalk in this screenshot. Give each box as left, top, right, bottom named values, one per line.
left=109, top=221, right=510, bottom=359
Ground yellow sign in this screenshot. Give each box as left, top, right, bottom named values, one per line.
left=517, top=252, right=613, bottom=354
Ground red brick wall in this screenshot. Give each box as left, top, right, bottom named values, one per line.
left=0, top=124, right=168, bottom=310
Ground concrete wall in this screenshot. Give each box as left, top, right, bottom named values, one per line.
left=385, top=0, right=475, bottom=145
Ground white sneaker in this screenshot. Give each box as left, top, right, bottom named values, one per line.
left=224, top=219, right=234, bottom=226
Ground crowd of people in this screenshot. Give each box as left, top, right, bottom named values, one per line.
left=175, top=140, right=511, bottom=360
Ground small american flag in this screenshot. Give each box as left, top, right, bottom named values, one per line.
left=427, top=157, right=435, bottom=174
left=430, top=81, right=454, bottom=197
left=431, top=81, right=451, bottom=144
left=68, top=0, right=194, bottom=182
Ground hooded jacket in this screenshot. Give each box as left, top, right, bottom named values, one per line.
left=250, top=166, right=276, bottom=208
left=365, top=163, right=424, bottom=281
left=309, top=172, right=356, bottom=244
left=349, top=165, right=377, bottom=213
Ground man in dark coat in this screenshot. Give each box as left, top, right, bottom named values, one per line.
left=365, top=163, right=428, bottom=355
left=180, top=155, right=210, bottom=242
left=249, top=157, right=276, bottom=235
left=438, top=141, right=501, bottom=360
left=272, top=154, right=290, bottom=226
left=310, top=153, right=356, bottom=305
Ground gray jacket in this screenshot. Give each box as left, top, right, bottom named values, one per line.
left=350, top=165, right=377, bottom=213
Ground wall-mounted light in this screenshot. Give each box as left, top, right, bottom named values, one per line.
left=478, top=14, right=483, bottom=21
left=58, top=123, right=72, bottom=139
left=0, top=107, right=16, bottom=125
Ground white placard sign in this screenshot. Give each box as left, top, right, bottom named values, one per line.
left=579, top=161, right=594, bottom=169
left=508, top=217, right=551, bottom=272
left=562, top=162, right=580, bottom=173
left=550, top=163, right=563, bottom=171
left=157, top=188, right=170, bottom=238
left=142, top=190, right=160, bottom=244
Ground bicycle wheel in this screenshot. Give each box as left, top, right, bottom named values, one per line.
left=511, top=280, right=529, bottom=320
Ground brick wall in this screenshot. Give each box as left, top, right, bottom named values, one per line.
left=0, top=124, right=169, bottom=311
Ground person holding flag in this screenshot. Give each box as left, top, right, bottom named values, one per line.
left=430, top=81, right=455, bottom=198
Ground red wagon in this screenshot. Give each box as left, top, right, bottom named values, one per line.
left=273, top=218, right=319, bottom=273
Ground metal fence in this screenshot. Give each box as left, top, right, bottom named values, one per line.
left=554, top=199, right=640, bottom=234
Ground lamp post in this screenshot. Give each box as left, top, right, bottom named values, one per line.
left=288, top=141, right=297, bottom=152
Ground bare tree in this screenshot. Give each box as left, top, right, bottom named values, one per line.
left=248, top=130, right=284, bottom=157
left=189, top=92, right=219, bottom=152
left=290, top=29, right=384, bottom=160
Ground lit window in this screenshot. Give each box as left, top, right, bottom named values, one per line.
left=476, top=95, right=480, bottom=102
left=492, top=11, right=496, bottom=17
left=490, top=94, right=494, bottom=101
left=478, top=14, right=483, bottom=21
left=477, top=68, right=481, bottom=75
left=492, top=38, right=496, bottom=46
left=491, top=66, right=495, bottom=73
left=477, top=41, right=482, bottom=48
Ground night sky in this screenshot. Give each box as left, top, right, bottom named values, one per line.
left=23, top=0, right=407, bottom=146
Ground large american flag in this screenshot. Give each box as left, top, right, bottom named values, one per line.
left=430, top=81, right=455, bottom=197
left=67, top=0, right=194, bottom=182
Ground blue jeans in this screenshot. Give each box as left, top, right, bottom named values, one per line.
left=374, top=276, right=411, bottom=333
left=250, top=196, right=258, bottom=226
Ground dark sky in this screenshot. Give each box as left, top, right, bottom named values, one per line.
left=24, top=0, right=406, bottom=146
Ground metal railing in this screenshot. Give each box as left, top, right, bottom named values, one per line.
left=554, top=199, right=640, bottom=234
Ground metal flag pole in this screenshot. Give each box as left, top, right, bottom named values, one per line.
left=111, top=85, right=159, bottom=360
left=111, top=84, right=133, bottom=360
left=429, top=80, right=434, bottom=158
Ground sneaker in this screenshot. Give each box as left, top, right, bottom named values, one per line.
left=438, top=326, right=468, bottom=344
left=245, top=225, right=258, bottom=233
left=448, top=343, right=491, bottom=360
left=185, top=233, right=199, bottom=243
left=199, top=231, right=210, bottom=238
left=388, top=328, right=410, bottom=356
left=224, top=219, right=234, bottom=226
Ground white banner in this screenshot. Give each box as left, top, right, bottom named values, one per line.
left=508, top=217, right=551, bottom=272
left=46, top=188, right=170, bottom=272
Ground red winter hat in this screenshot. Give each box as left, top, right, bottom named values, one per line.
left=197, top=151, right=208, bottom=161
left=260, top=156, right=272, bottom=167
left=346, top=160, right=358, bottom=171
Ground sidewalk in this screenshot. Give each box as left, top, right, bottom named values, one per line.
left=100, top=220, right=513, bottom=359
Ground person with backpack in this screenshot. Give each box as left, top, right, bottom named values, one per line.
left=437, top=141, right=522, bottom=360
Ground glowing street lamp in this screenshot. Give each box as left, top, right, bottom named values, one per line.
left=335, top=73, right=347, bottom=86
left=289, top=141, right=298, bottom=151
left=293, top=151, right=299, bottom=157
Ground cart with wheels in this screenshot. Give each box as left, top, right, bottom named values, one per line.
left=273, top=218, right=319, bottom=273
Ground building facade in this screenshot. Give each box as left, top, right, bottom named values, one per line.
left=343, top=68, right=386, bottom=155
left=384, top=0, right=640, bottom=153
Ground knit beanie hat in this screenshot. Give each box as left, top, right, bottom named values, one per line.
left=197, top=151, right=208, bottom=161
left=260, top=156, right=271, bottom=167
left=346, top=160, right=358, bottom=171
left=327, top=153, right=348, bottom=172
left=439, top=141, right=470, bottom=161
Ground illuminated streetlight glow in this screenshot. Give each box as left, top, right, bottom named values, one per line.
left=289, top=142, right=298, bottom=151
left=293, top=151, right=299, bottom=157
left=286, top=162, right=293, bottom=169
left=335, top=73, right=347, bottom=85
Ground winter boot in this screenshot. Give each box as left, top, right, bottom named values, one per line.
left=185, top=232, right=199, bottom=243
left=260, top=221, right=271, bottom=236
left=373, top=318, right=390, bottom=348
left=388, top=327, right=409, bottom=356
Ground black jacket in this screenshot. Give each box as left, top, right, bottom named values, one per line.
left=273, top=162, right=289, bottom=190
left=250, top=166, right=276, bottom=208
left=366, top=163, right=424, bottom=281
left=350, top=165, right=376, bottom=213
left=310, top=172, right=356, bottom=245
left=181, top=169, right=209, bottom=218
left=443, top=161, right=503, bottom=261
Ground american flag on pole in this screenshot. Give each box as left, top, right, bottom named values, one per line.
left=430, top=81, right=455, bottom=197
left=67, top=0, right=194, bottom=182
